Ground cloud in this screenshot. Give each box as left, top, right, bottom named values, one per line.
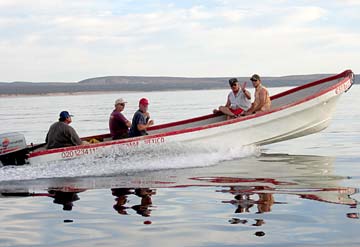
left=337, top=0, right=360, bottom=6
left=281, top=6, right=327, bottom=24
left=0, top=1, right=359, bottom=81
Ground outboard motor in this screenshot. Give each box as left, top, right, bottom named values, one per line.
left=0, top=132, right=28, bottom=165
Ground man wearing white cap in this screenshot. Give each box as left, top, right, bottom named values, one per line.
left=109, top=98, right=131, bottom=140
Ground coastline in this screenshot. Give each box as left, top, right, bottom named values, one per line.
left=0, top=91, right=144, bottom=98
left=1, top=73, right=345, bottom=98
left=0, top=88, right=230, bottom=98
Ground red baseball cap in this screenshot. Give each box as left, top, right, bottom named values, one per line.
left=139, top=98, right=149, bottom=105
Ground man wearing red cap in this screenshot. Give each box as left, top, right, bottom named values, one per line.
left=129, top=98, right=154, bottom=137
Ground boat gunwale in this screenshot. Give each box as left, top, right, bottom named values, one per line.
left=28, top=70, right=354, bottom=159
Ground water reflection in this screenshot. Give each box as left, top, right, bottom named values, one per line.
left=214, top=181, right=356, bottom=237
left=111, top=188, right=156, bottom=218
left=222, top=188, right=276, bottom=237
left=0, top=188, right=87, bottom=211
left=48, top=188, right=86, bottom=211
left=222, top=188, right=276, bottom=214
left=0, top=153, right=358, bottom=226
left=111, top=188, right=132, bottom=215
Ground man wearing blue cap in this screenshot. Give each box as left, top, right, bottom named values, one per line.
left=45, top=111, right=83, bottom=149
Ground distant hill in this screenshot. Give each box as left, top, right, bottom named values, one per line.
left=0, top=73, right=353, bottom=96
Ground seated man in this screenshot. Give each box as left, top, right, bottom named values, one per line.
left=244, top=74, right=271, bottom=115
left=129, top=98, right=154, bottom=137
left=45, top=111, right=83, bottom=149
left=109, top=98, right=131, bottom=140
left=214, top=78, right=251, bottom=119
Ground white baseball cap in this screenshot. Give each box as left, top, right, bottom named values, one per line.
left=114, top=98, right=127, bottom=105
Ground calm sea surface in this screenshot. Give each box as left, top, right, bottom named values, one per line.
left=0, top=86, right=359, bottom=246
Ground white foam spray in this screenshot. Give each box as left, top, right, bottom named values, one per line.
left=0, top=141, right=260, bottom=182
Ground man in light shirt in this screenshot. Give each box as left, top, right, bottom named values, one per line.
left=214, top=78, right=252, bottom=119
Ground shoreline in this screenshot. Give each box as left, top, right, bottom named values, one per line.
left=0, top=88, right=229, bottom=98
left=0, top=86, right=297, bottom=98
left=0, top=91, right=143, bottom=98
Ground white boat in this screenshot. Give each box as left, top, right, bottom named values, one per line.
left=0, top=70, right=355, bottom=165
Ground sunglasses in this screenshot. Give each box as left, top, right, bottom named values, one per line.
left=230, top=83, right=238, bottom=87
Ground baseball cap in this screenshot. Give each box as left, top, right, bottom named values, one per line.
left=250, top=74, right=261, bottom=81
left=139, top=98, right=149, bottom=105
left=114, top=98, right=127, bottom=106
left=229, top=78, right=239, bottom=86
left=59, top=111, right=73, bottom=119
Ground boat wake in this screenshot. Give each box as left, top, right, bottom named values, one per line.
left=0, top=142, right=260, bottom=182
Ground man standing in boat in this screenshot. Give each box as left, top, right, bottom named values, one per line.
left=129, top=98, right=154, bottom=137
left=214, top=78, right=252, bottom=119
left=109, top=98, right=131, bottom=140
left=244, top=74, right=271, bottom=115
left=45, top=111, right=84, bottom=149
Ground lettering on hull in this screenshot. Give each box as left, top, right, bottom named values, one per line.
left=335, top=80, right=351, bottom=94
left=144, top=137, right=165, bottom=145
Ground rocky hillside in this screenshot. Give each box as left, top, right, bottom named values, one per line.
left=0, top=73, right=350, bottom=95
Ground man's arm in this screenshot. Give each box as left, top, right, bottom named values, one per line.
left=240, top=82, right=251, bottom=100
left=137, top=120, right=154, bottom=131
left=144, top=112, right=151, bottom=123
left=114, top=113, right=131, bottom=125
left=137, top=114, right=154, bottom=131
left=113, top=112, right=132, bottom=128
left=68, top=126, right=82, bottom=145
left=225, top=97, right=231, bottom=108
left=243, top=89, right=251, bottom=100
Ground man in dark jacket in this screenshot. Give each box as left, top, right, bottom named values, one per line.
left=45, top=111, right=83, bottom=149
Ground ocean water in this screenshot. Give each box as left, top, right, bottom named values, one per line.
left=0, top=86, right=359, bottom=246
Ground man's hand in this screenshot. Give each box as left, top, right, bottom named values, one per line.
left=241, top=81, right=247, bottom=92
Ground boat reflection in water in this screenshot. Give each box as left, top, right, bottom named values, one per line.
left=0, top=153, right=358, bottom=231
left=0, top=188, right=87, bottom=212
left=214, top=181, right=356, bottom=237
left=111, top=188, right=156, bottom=219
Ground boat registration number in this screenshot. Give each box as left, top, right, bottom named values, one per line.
left=61, top=148, right=97, bottom=159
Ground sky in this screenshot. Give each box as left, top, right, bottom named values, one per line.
left=0, top=0, right=359, bottom=82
